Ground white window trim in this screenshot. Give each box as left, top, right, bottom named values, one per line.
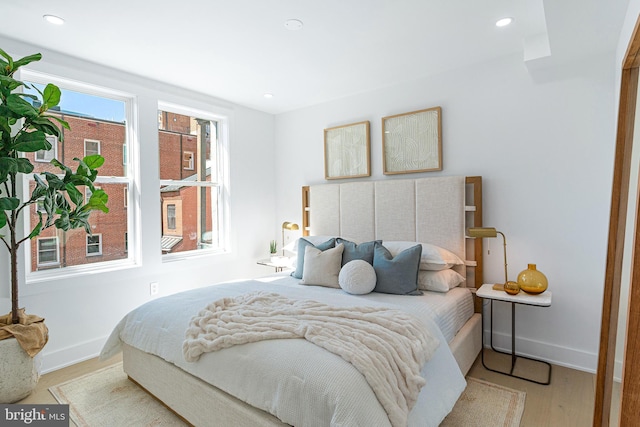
left=18, top=68, right=141, bottom=286
left=86, top=234, right=103, bottom=256
left=84, top=138, right=101, bottom=157
left=35, top=135, right=58, bottom=163
left=166, top=204, right=177, bottom=230
left=158, top=101, right=230, bottom=262
left=37, top=236, right=60, bottom=266
left=35, top=199, right=47, bottom=213
left=182, top=151, right=194, bottom=170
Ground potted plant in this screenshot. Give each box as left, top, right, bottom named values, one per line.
left=0, top=48, right=108, bottom=402
left=269, top=239, right=279, bottom=262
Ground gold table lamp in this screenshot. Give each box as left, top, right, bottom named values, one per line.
left=467, top=227, right=515, bottom=293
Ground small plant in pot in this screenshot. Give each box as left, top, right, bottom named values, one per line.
left=0, top=48, right=108, bottom=402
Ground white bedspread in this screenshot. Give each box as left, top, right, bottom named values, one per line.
left=101, top=274, right=468, bottom=427
left=184, top=291, right=440, bottom=427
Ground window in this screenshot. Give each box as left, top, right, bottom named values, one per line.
left=123, top=187, right=128, bottom=208
left=167, top=204, right=176, bottom=229
left=35, top=135, right=57, bottom=163
left=183, top=151, right=194, bottom=170
left=84, top=139, right=101, bottom=157
left=86, top=234, right=102, bottom=256
left=85, top=186, right=101, bottom=203
left=22, top=74, right=135, bottom=276
left=37, top=237, right=59, bottom=266
left=35, top=199, right=46, bottom=213
left=158, top=103, right=228, bottom=256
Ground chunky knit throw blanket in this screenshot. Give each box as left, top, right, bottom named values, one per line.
left=183, top=291, right=440, bottom=427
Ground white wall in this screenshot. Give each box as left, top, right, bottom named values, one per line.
left=0, top=36, right=277, bottom=372
left=274, top=52, right=617, bottom=372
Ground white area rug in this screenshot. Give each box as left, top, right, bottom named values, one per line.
left=50, top=363, right=525, bottom=427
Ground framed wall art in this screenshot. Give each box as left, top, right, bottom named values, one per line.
left=381, top=106, right=442, bottom=174
left=324, top=121, right=371, bottom=180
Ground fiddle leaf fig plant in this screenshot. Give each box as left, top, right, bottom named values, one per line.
left=0, top=48, right=109, bottom=325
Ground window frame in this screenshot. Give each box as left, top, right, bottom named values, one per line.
left=84, top=139, right=101, bottom=157
left=158, top=101, right=230, bottom=261
left=182, top=151, right=194, bottom=170
left=19, top=69, right=140, bottom=284
left=35, top=135, right=58, bottom=163
left=86, top=234, right=103, bottom=256
left=36, top=236, right=60, bottom=266
left=166, top=204, right=177, bottom=230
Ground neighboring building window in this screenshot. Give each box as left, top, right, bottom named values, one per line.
left=84, top=139, right=101, bottom=157
left=23, top=74, right=134, bottom=276
left=85, top=186, right=101, bottom=203
left=167, top=204, right=176, bottom=229
left=123, top=187, right=128, bottom=208
left=35, top=199, right=47, bottom=213
left=122, top=143, right=127, bottom=165
left=35, top=135, right=57, bottom=163
left=124, top=232, right=128, bottom=252
left=183, top=151, right=194, bottom=170
left=86, top=234, right=102, bottom=256
left=159, top=104, right=228, bottom=255
left=37, top=237, right=59, bottom=266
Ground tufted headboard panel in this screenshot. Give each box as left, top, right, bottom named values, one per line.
left=301, top=176, right=483, bottom=292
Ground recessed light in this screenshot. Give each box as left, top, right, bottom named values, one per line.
left=284, top=19, right=303, bottom=31
left=43, top=14, right=65, bottom=25
left=495, top=17, right=513, bottom=27
left=264, top=93, right=274, bottom=99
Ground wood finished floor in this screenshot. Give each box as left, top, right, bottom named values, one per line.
left=20, top=350, right=596, bottom=426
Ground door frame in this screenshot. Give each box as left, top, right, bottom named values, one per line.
left=594, top=14, right=640, bottom=426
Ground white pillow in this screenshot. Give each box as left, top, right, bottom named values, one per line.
left=339, top=260, right=377, bottom=295
left=300, top=243, right=344, bottom=288
left=382, top=241, right=464, bottom=271
left=418, top=269, right=465, bottom=292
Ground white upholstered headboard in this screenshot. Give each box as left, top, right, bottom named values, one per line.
left=301, top=176, right=484, bottom=294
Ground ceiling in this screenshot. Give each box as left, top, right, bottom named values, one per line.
left=0, top=0, right=630, bottom=115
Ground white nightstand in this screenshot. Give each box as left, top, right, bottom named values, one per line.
left=256, top=258, right=292, bottom=273
left=476, top=283, right=552, bottom=385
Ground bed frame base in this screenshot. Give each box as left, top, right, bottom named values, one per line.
left=123, top=343, right=288, bottom=427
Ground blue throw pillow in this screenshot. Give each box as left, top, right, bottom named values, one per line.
left=336, top=238, right=381, bottom=266
left=373, top=242, right=423, bottom=295
left=291, top=238, right=336, bottom=279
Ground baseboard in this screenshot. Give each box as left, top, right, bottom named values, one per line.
left=484, top=330, right=598, bottom=373
left=40, top=335, right=108, bottom=374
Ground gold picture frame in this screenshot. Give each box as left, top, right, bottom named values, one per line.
left=324, top=121, right=371, bottom=180
left=382, top=106, right=442, bottom=174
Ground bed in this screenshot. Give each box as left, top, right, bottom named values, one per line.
left=100, top=175, right=484, bottom=427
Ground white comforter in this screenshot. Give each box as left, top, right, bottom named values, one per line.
left=101, top=274, right=467, bottom=427
left=184, top=291, right=440, bottom=427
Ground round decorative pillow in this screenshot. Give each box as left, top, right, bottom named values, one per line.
left=338, top=260, right=377, bottom=295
